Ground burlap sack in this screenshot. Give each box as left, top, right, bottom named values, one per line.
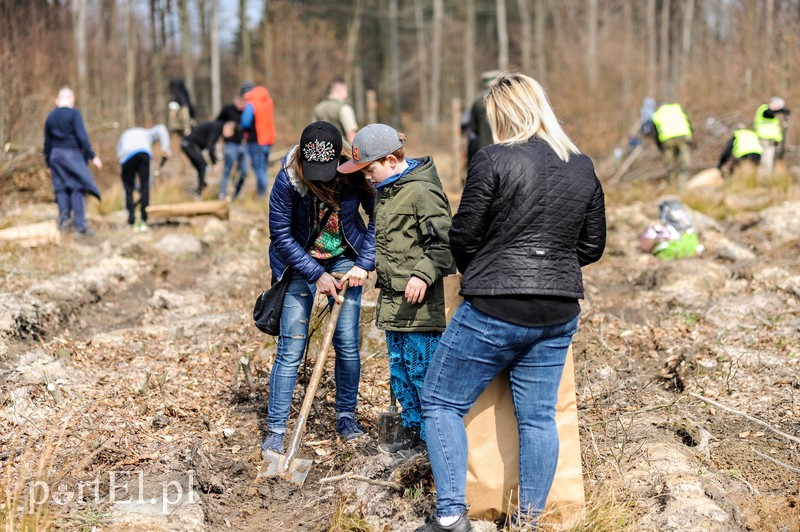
left=443, top=274, right=585, bottom=524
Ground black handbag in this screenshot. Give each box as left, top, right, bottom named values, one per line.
left=253, top=205, right=334, bottom=335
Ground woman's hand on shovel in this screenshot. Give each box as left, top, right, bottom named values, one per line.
left=315, top=273, right=343, bottom=302
left=341, top=266, right=367, bottom=288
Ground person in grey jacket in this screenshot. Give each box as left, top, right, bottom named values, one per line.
left=418, top=72, right=606, bottom=532
left=116, top=125, right=171, bottom=231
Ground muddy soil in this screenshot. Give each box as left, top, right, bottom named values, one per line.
left=1, top=173, right=799, bottom=530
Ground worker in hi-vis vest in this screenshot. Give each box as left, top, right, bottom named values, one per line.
left=753, top=96, right=790, bottom=174
left=717, top=126, right=763, bottom=174
left=650, top=102, right=693, bottom=186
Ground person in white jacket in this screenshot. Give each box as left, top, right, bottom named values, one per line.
left=116, top=125, right=171, bottom=232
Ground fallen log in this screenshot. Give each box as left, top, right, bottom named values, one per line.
left=0, top=221, right=61, bottom=247
left=145, top=200, right=229, bottom=221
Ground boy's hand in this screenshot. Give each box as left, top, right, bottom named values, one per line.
left=341, top=266, right=367, bottom=288
left=405, top=276, right=428, bottom=304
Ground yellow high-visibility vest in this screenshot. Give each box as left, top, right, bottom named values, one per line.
left=732, top=129, right=763, bottom=159
left=753, top=104, right=783, bottom=142
left=652, top=104, right=692, bottom=143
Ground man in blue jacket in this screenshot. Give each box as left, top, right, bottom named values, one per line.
left=43, top=87, right=102, bottom=236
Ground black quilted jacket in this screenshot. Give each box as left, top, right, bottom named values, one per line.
left=451, top=137, right=606, bottom=298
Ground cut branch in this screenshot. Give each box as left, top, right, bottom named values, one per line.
left=689, top=392, right=800, bottom=446
left=319, top=472, right=402, bottom=491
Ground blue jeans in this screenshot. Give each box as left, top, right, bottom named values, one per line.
left=244, top=143, right=271, bottom=197
left=267, top=255, right=363, bottom=433
left=421, top=301, right=579, bottom=518
left=219, top=142, right=247, bottom=199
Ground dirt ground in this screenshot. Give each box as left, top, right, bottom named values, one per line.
left=1, top=156, right=800, bottom=530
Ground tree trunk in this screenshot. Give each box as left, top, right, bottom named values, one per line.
left=535, top=0, right=546, bottom=83
left=765, top=0, right=774, bottom=58
left=150, top=0, right=165, bottom=123
left=389, top=0, right=401, bottom=126
left=586, top=0, right=597, bottom=90
left=97, top=0, right=116, bottom=113
left=646, top=0, right=657, bottom=98
left=622, top=0, right=632, bottom=108
left=125, top=0, right=137, bottom=128
left=428, top=0, right=443, bottom=131
left=496, top=0, right=509, bottom=70
left=464, top=0, right=476, bottom=104
left=261, top=0, right=273, bottom=81
left=345, top=0, right=364, bottom=118
left=516, top=0, right=532, bottom=74
left=197, top=0, right=209, bottom=116
left=179, top=0, right=194, bottom=97
left=414, top=0, right=430, bottom=125
left=680, top=0, right=694, bottom=87
left=210, top=0, right=220, bottom=116
left=71, top=0, right=87, bottom=102
left=659, top=0, right=671, bottom=98
left=240, top=0, right=253, bottom=82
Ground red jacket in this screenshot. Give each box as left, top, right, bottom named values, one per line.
left=245, top=86, right=275, bottom=146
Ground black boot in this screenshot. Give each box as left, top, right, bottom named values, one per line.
left=378, top=426, right=420, bottom=454
left=414, top=513, right=472, bottom=532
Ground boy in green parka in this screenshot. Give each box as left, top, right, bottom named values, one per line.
left=339, top=124, right=454, bottom=455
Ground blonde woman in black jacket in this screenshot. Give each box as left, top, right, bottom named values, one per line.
left=418, top=73, right=606, bottom=532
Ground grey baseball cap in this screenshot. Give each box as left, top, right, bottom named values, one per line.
left=337, top=123, right=402, bottom=173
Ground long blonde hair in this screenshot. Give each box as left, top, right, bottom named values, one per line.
left=484, top=72, right=579, bottom=162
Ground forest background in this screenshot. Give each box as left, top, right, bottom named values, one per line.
left=1, top=0, right=799, bottom=181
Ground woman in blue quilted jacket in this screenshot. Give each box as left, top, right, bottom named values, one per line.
left=262, top=121, right=376, bottom=454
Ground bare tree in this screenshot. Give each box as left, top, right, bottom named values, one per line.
left=210, top=0, right=220, bottom=116
left=647, top=0, right=657, bottom=98
left=659, top=0, right=671, bottom=98
left=586, top=0, right=598, bottom=90
left=496, top=0, right=509, bottom=70
left=261, top=1, right=273, bottom=79
left=622, top=0, right=632, bottom=107
left=765, top=0, right=774, bottom=58
left=428, top=0, right=444, bottom=130
left=516, top=0, right=532, bottom=74
left=535, top=0, right=546, bottom=82
left=389, top=0, right=401, bottom=126
left=240, top=0, right=253, bottom=82
left=125, top=0, right=137, bottom=127
left=71, top=0, right=87, bottom=101
left=679, top=0, right=694, bottom=88
left=464, top=0, right=477, bottom=103
left=150, top=0, right=166, bottom=123
left=414, top=0, right=430, bottom=121
left=179, top=0, right=194, bottom=97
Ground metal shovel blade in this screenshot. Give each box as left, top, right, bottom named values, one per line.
left=258, top=449, right=287, bottom=478
left=378, top=390, right=403, bottom=446
left=286, top=457, right=314, bottom=485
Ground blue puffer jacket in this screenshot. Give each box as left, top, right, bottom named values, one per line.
left=268, top=147, right=376, bottom=282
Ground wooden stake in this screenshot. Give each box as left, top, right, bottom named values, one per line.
left=43, top=370, right=63, bottom=406
left=240, top=356, right=256, bottom=391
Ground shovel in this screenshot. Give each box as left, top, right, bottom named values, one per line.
left=259, top=278, right=350, bottom=485
left=378, top=388, right=404, bottom=446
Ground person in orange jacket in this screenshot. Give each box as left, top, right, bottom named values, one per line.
left=237, top=81, right=275, bottom=198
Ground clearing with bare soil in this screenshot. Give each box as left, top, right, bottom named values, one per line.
left=1, top=162, right=799, bottom=531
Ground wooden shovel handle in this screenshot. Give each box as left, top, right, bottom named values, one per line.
left=282, top=280, right=350, bottom=471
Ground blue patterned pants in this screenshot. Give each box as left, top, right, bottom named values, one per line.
left=385, top=330, right=441, bottom=441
